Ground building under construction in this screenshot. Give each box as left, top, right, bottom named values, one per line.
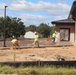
left=51, top=1, right=76, bottom=42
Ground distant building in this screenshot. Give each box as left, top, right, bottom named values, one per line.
left=24, top=31, right=35, bottom=39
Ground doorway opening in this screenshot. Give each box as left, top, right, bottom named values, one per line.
left=60, top=28, right=70, bottom=41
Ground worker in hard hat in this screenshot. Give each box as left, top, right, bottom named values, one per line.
left=52, top=32, right=56, bottom=44
left=11, top=38, right=20, bottom=49
left=33, top=32, right=39, bottom=48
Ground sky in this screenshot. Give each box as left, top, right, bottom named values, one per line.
left=0, top=0, right=75, bottom=26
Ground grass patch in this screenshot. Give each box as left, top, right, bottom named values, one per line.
left=0, top=64, right=76, bottom=75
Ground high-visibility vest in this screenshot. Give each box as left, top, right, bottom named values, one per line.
left=35, top=34, right=39, bottom=41
left=52, top=33, right=56, bottom=38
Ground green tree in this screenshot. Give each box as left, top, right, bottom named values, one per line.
left=26, top=25, right=37, bottom=32
left=9, top=17, right=25, bottom=38
left=37, top=23, right=51, bottom=37
left=0, top=16, right=26, bottom=39
left=50, top=26, right=55, bottom=35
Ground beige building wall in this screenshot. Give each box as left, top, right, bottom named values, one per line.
left=70, top=33, right=74, bottom=42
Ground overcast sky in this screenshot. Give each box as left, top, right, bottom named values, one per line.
left=0, top=0, right=75, bottom=26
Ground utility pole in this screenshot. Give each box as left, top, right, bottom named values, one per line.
left=3, top=6, right=8, bottom=47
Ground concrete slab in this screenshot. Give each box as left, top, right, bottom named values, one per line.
left=0, top=41, right=73, bottom=50
left=58, top=41, right=73, bottom=46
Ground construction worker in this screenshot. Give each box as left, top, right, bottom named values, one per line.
left=52, top=32, right=56, bottom=44
left=11, top=38, right=20, bottom=49
left=33, top=32, right=39, bottom=48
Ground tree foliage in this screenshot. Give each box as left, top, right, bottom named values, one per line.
left=25, top=23, right=55, bottom=38
left=50, top=26, right=55, bottom=35
left=0, top=16, right=25, bottom=39
left=37, top=23, right=51, bottom=37
left=0, top=16, right=55, bottom=39
left=26, top=25, right=37, bottom=32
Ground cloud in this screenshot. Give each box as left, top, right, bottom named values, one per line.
left=9, top=0, right=71, bottom=15
left=0, top=3, right=6, bottom=9
left=19, top=13, right=68, bottom=26
left=52, top=15, right=68, bottom=20
left=0, top=0, right=71, bottom=26
left=19, top=14, right=49, bottom=26
left=47, top=3, right=70, bottom=15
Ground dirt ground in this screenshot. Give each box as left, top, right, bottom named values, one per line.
left=0, top=39, right=76, bottom=62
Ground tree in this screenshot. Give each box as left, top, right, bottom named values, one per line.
left=50, top=26, right=55, bottom=35
left=0, top=16, right=26, bottom=39
left=9, top=17, right=25, bottom=38
left=26, top=25, right=37, bottom=32
left=37, top=23, right=51, bottom=37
